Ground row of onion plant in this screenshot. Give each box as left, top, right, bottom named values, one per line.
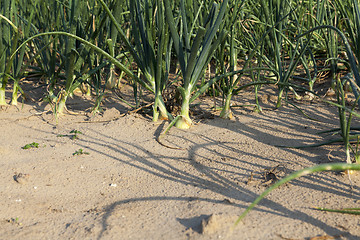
left=1, top=0, right=358, bottom=125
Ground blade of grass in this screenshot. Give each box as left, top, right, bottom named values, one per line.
left=234, top=163, right=360, bottom=228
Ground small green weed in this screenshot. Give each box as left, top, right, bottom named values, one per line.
left=72, top=149, right=89, bottom=156
left=22, top=142, right=39, bottom=149
left=70, top=130, right=82, bottom=140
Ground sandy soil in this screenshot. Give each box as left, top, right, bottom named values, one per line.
left=1, top=85, right=360, bottom=240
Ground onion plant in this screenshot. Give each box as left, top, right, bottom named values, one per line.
left=318, top=0, right=340, bottom=81
left=332, top=76, right=360, bottom=164
left=334, top=0, right=360, bottom=72
left=211, top=0, right=244, bottom=118
left=333, top=0, right=360, bottom=103
left=9, top=0, right=38, bottom=105
left=298, top=25, right=360, bottom=106
left=26, top=0, right=103, bottom=114
left=252, top=0, right=315, bottom=108
left=57, top=0, right=119, bottom=114
left=22, top=1, right=124, bottom=115
left=218, top=1, right=313, bottom=117
left=0, top=0, right=30, bottom=106
left=275, top=23, right=360, bottom=164
left=163, top=0, right=229, bottom=128
left=0, top=13, right=20, bottom=105
left=128, top=0, right=173, bottom=121
left=104, top=0, right=126, bottom=90
left=14, top=28, right=164, bottom=116
left=29, top=0, right=61, bottom=97
left=54, top=0, right=81, bottom=114
left=97, top=0, right=173, bottom=121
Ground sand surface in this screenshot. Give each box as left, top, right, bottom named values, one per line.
left=1, top=86, right=360, bottom=240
